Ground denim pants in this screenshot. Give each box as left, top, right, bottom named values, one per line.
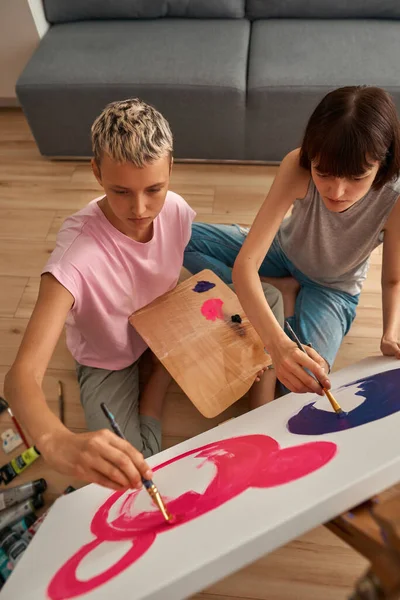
left=183, top=223, right=359, bottom=370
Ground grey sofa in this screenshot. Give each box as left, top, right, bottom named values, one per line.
left=16, top=0, right=400, bottom=161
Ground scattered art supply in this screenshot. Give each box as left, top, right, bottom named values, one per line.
left=47, top=434, right=336, bottom=599
left=0, top=479, right=47, bottom=511
left=285, top=320, right=344, bottom=415
left=58, top=381, right=64, bottom=425
left=1, top=429, right=23, bottom=454
left=0, top=446, right=41, bottom=485
left=0, top=527, right=29, bottom=565
left=100, top=403, right=172, bottom=522
left=192, top=281, right=216, bottom=293
left=0, top=398, right=29, bottom=449
left=0, top=495, right=44, bottom=531
left=7, top=410, right=29, bottom=449
left=10, top=513, right=36, bottom=538
left=0, top=547, right=13, bottom=584
left=130, top=269, right=269, bottom=418
left=231, top=314, right=242, bottom=324
left=200, top=298, right=224, bottom=322
left=288, top=368, right=400, bottom=435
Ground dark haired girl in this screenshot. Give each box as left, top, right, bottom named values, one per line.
left=184, top=86, right=400, bottom=401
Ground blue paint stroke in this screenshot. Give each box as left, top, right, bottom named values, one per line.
left=192, top=281, right=216, bottom=293
left=288, top=368, right=400, bottom=435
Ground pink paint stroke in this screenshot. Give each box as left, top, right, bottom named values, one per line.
left=200, top=298, right=224, bottom=321
left=47, top=435, right=336, bottom=600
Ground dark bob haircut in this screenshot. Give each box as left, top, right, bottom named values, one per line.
left=299, top=86, right=400, bottom=190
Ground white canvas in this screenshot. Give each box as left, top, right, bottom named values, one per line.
left=3, top=356, right=400, bottom=600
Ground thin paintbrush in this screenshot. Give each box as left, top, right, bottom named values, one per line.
left=100, top=402, right=172, bottom=522
left=285, top=321, right=344, bottom=415
left=58, top=381, right=65, bottom=425
left=0, top=397, right=29, bottom=449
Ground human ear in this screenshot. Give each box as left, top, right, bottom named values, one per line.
left=91, top=158, right=103, bottom=187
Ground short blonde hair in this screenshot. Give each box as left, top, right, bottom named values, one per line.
left=91, top=98, right=173, bottom=167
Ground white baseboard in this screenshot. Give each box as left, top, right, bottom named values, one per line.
left=0, top=98, right=20, bottom=107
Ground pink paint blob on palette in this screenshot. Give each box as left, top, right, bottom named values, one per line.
left=47, top=435, right=336, bottom=599
left=200, top=298, right=224, bottom=321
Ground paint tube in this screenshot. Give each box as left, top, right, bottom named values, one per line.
left=22, top=516, right=43, bottom=543
left=0, top=527, right=29, bottom=565
left=0, top=446, right=41, bottom=485
left=0, top=478, right=46, bottom=510
left=0, top=546, right=13, bottom=583
left=9, top=513, right=36, bottom=537
left=22, top=485, right=76, bottom=542
left=0, top=494, right=44, bottom=531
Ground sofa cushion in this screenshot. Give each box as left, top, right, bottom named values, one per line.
left=246, top=0, right=400, bottom=19
left=44, top=0, right=245, bottom=23
left=246, top=19, right=400, bottom=160
left=17, top=19, right=250, bottom=159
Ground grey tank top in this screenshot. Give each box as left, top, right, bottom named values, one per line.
left=277, top=177, right=400, bottom=295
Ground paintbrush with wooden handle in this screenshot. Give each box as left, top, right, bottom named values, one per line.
left=285, top=321, right=345, bottom=416
left=100, top=402, right=173, bottom=523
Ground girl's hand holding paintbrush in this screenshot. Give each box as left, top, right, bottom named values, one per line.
left=37, top=428, right=153, bottom=491
left=268, top=333, right=330, bottom=395
left=4, top=275, right=154, bottom=492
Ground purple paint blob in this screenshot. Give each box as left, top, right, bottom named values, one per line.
left=193, top=281, right=216, bottom=293
left=337, top=411, right=348, bottom=419
left=288, top=368, right=400, bottom=435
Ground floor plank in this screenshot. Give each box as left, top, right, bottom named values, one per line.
left=0, top=276, right=28, bottom=317
left=0, top=239, right=54, bottom=278
left=0, top=208, right=55, bottom=240
left=14, top=276, right=40, bottom=318
left=0, top=185, right=98, bottom=210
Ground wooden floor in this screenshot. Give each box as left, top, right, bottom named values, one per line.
left=0, top=108, right=386, bottom=598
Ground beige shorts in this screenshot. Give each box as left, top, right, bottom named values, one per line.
left=76, top=360, right=161, bottom=458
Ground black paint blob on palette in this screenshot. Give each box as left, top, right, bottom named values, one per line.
left=231, top=314, right=242, bottom=324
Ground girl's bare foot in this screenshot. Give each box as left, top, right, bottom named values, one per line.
left=260, top=276, right=300, bottom=318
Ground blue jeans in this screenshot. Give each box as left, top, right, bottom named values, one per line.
left=183, top=223, right=359, bottom=370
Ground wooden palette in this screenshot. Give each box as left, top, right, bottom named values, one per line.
left=129, top=269, right=270, bottom=417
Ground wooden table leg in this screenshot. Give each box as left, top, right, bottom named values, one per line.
left=326, top=496, right=400, bottom=600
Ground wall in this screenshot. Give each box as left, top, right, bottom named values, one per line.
left=0, top=0, right=48, bottom=106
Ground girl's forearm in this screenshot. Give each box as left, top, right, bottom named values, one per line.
left=382, top=281, right=400, bottom=340
left=232, top=261, right=286, bottom=351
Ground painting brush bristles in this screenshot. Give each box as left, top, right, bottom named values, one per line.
left=323, top=388, right=345, bottom=417
left=143, top=480, right=173, bottom=522
left=284, top=321, right=345, bottom=416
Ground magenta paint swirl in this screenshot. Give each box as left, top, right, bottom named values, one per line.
left=47, top=435, right=336, bottom=599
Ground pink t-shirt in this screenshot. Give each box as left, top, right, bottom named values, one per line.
left=42, top=192, right=196, bottom=369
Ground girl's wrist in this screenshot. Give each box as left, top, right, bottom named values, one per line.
left=264, top=330, right=291, bottom=355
